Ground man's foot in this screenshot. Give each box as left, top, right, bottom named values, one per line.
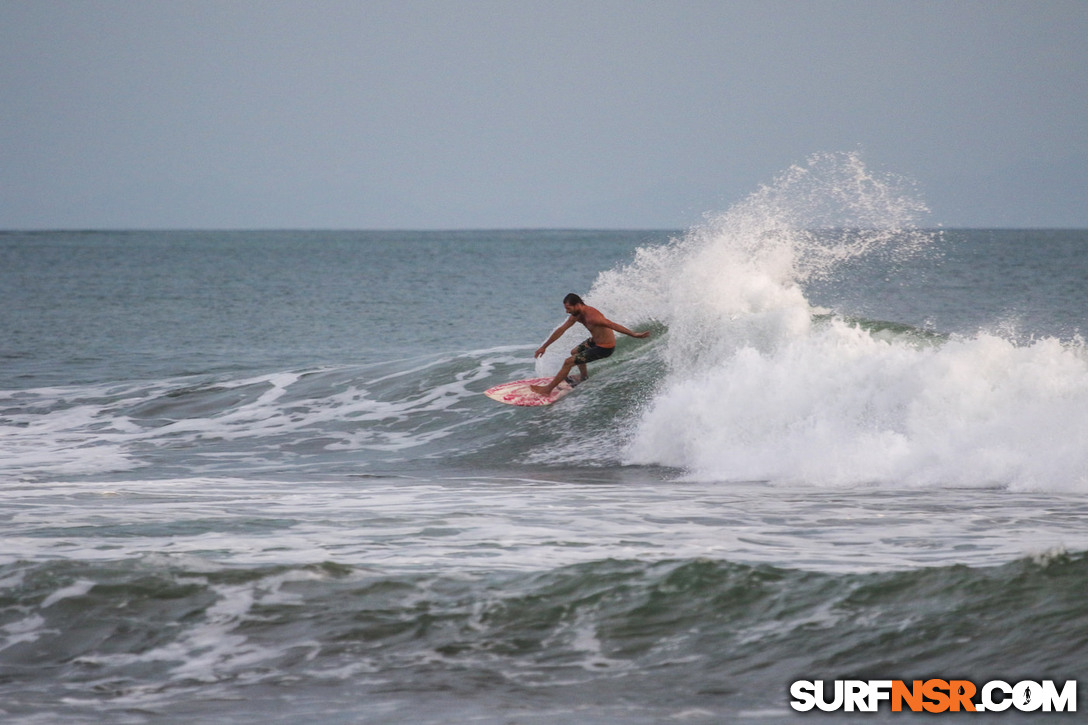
left=529, top=384, right=551, bottom=395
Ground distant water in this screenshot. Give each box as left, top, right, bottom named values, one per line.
left=3, top=154, right=1088, bottom=723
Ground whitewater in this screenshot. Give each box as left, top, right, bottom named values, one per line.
left=534, top=152, right=1088, bottom=492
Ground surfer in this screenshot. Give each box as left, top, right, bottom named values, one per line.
left=530, top=293, right=649, bottom=396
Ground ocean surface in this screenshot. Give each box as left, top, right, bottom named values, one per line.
left=2, top=154, right=1087, bottom=723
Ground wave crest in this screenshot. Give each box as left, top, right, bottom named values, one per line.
left=586, top=153, right=1088, bottom=491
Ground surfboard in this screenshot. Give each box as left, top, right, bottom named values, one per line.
left=484, top=377, right=578, bottom=407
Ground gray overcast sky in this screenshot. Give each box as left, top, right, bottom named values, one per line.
left=2, top=0, right=1086, bottom=229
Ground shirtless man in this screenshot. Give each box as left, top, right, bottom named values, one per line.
left=530, top=293, right=650, bottom=395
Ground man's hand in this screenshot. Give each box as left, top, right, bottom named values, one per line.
left=632, top=331, right=650, bottom=339
left=534, top=346, right=548, bottom=358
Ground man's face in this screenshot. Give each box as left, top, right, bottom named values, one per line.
left=564, top=302, right=580, bottom=315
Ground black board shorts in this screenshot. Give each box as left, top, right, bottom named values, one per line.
left=572, top=339, right=615, bottom=365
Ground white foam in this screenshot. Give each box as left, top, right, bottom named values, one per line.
left=41, top=579, right=95, bottom=608
left=587, top=153, right=1088, bottom=491
left=0, top=614, right=47, bottom=652
left=626, top=323, right=1088, bottom=489
left=0, top=352, right=515, bottom=481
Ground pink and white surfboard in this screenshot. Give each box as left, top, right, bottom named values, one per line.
left=484, top=377, right=577, bottom=407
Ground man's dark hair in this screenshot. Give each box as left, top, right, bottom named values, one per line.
left=563, top=293, right=584, bottom=306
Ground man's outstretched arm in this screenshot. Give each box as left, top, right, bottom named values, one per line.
left=535, top=316, right=577, bottom=357
left=603, top=319, right=650, bottom=339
